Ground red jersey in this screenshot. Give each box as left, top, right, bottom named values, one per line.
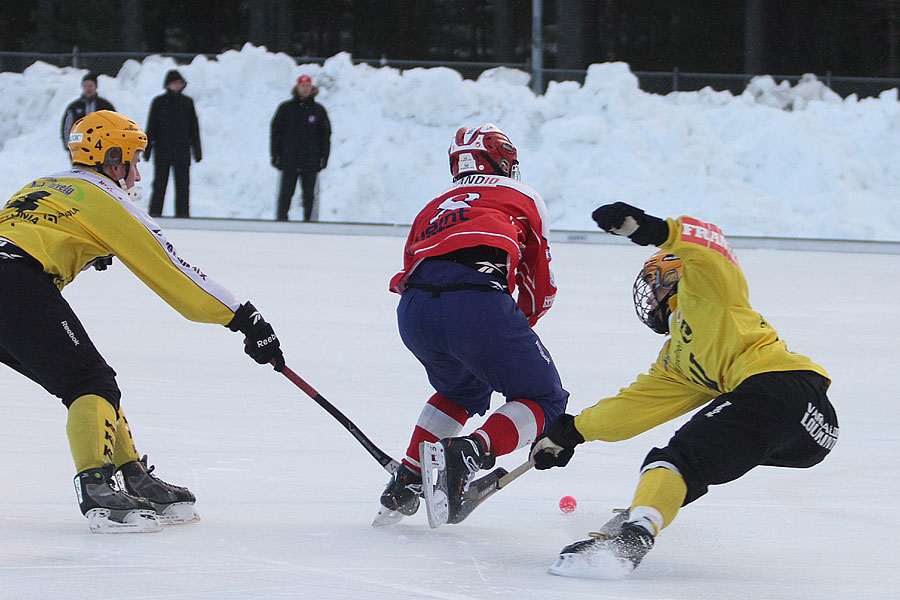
left=390, top=174, right=557, bottom=326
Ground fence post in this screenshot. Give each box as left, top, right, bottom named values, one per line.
left=673, top=66, right=680, bottom=92
left=531, top=0, right=543, bottom=95
left=72, top=45, right=79, bottom=69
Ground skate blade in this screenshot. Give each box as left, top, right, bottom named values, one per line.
left=547, top=550, right=634, bottom=580
left=87, top=508, right=162, bottom=534
left=156, top=502, right=200, bottom=525
left=420, top=441, right=449, bottom=529
left=372, top=505, right=404, bottom=527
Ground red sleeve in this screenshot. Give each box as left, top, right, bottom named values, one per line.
left=505, top=182, right=556, bottom=325
left=515, top=226, right=556, bottom=326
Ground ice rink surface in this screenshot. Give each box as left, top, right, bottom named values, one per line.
left=1, top=228, right=897, bottom=599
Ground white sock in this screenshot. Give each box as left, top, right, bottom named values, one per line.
left=626, top=506, right=664, bottom=537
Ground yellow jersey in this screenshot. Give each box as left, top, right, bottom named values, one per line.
left=0, top=169, right=239, bottom=325
left=575, top=216, right=829, bottom=442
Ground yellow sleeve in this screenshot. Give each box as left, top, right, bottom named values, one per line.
left=0, top=170, right=240, bottom=325
left=573, top=360, right=716, bottom=442
left=99, top=200, right=240, bottom=325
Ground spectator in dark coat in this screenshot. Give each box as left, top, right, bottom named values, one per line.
left=60, top=73, right=115, bottom=151
left=145, top=69, right=202, bottom=218
left=270, top=74, right=332, bottom=221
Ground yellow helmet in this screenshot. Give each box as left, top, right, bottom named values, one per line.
left=67, top=110, right=147, bottom=167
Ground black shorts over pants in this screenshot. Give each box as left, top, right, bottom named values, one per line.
left=0, top=261, right=120, bottom=409
left=643, top=370, right=837, bottom=505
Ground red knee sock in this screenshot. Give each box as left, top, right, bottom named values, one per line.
left=473, top=399, right=545, bottom=457
left=403, top=393, right=468, bottom=472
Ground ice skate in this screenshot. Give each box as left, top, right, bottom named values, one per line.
left=115, top=455, right=199, bottom=525
left=74, top=465, right=161, bottom=534
left=373, top=464, right=423, bottom=526
left=421, top=434, right=495, bottom=528
left=548, top=522, right=654, bottom=579
left=596, top=508, right=630, bottom=535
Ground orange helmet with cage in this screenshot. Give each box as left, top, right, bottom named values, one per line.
left=633, top=250, right=683, bottom=334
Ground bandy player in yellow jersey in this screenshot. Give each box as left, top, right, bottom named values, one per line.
left=0, top=111, right=284, bottom=533
left=531, top=202, right=838, bottom=578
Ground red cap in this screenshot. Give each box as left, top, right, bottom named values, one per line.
left=297, top=74, right=312, bottom=85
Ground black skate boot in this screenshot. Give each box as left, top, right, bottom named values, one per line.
left=379, top=464, right=423, bottom=516
left=115, top=455, right=200, bottom=525
left=438, top=434, right=495, bottom=523
left=596, top=508, right=630, bottom=535
left=74, top=464, right=161, bottom=533
left=548, top=522, right=655, bottom=578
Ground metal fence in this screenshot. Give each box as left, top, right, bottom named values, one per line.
left=2, top=50, right=899, bottom=99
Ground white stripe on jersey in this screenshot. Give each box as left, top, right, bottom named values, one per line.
left=410, top=230, right=520, bottom=257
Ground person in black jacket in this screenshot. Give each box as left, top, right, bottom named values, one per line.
left=60, top=73, right=115, bottom=151
left=145, top=69, right=202, bottom=218
left=270, top=74, right=332, bottom=221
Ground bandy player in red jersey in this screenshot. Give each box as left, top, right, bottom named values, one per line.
left=375, top=124, right=569, bottom=525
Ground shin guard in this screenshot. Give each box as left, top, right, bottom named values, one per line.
left=474, top=398, right=544, bottom=457
left=112, top=409, right=141, bottom=468
left=630, top=467, right=688, bottom=533
left=67, top=394, right=117, bottom=472
left=403, top=394, right=467, bottom=471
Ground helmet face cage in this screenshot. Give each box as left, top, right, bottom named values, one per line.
left=633, top=252, right=682, bottom=334
left=68, top=110, right=147, bottom=167
left=449, top=124, right=520, bottom=180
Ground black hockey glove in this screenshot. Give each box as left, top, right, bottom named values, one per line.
left=226, top=302, right=285, bottom=372
left=530, top=413, right=585, bottom=470
left=591, top=202, right=669, bottom=246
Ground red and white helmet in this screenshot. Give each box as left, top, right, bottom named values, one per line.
left=449, top=123, right=520, bottom=180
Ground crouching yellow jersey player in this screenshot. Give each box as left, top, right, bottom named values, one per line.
left=531, top=201, right=837, bottom=577
left=0, top=111, right=284, bottom=533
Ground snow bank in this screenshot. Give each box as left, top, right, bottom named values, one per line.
left=1, top=44, right=898, bottom=240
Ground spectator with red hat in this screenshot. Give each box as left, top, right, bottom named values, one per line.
left=269, top=74, right=332, bottom=221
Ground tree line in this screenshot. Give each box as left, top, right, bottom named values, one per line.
left=2, top=0, right=898, bottom=77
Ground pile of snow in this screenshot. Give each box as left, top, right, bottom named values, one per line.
left=1, top=43, right=898, bottom=241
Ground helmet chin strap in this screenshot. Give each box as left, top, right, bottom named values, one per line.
left=118, top=179, right=141, bottom=202
left=115, top=162, right=141, bottom=202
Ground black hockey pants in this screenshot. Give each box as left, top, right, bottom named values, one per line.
left=643, top=370, right=837, bottom=505
left=0, top=261, right=121, bottom=409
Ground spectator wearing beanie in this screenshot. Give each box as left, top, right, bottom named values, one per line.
left=145, top=69, right=202, bottom=218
